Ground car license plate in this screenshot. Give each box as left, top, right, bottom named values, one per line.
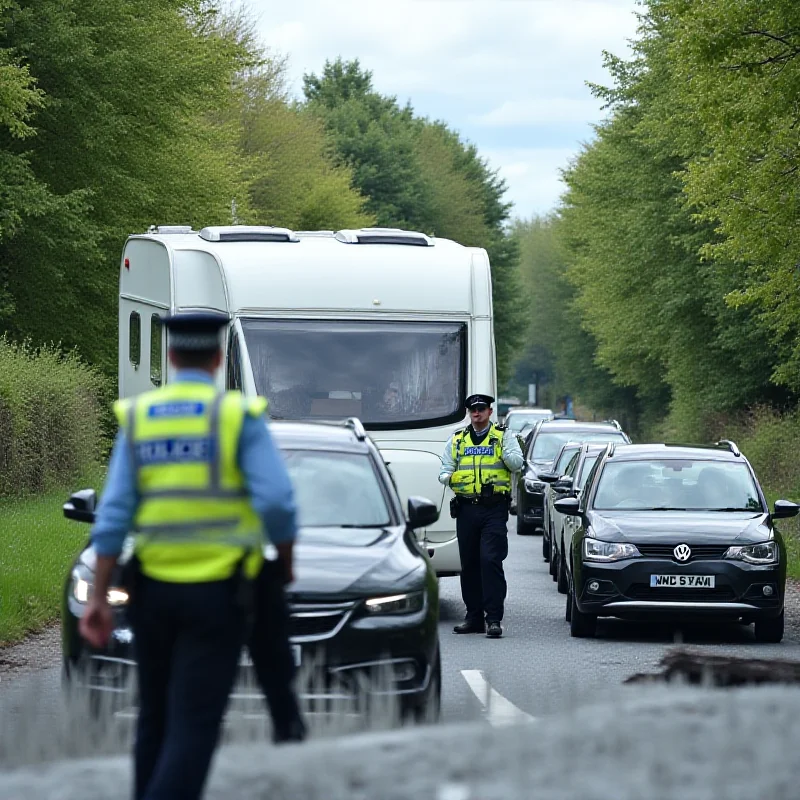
left=650, top=574, right=715, bottom=588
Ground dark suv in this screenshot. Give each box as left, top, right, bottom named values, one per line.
left=558, top=441, right=799, bottom=641
left=514, top=420, right=630, bottom=537
left=61, top=418, right=442, bottom=722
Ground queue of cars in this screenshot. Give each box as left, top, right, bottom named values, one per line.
left=515, top=408, right=800, bottom=643
left=61, top=418, right=441, bottom=722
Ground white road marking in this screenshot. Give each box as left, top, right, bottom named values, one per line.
left=461, top=669, right=536, bottom=727
left=437, top=784, right=471, bottom=800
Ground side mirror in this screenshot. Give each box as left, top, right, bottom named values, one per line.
left=538, top=472, right=559, bottom=484
left=773, top=499, right=800, bottom=520
left=554, top=497, right=581, bottom=517
left=407, top=496, right=440, bottom=529
left=63, top=488, right=97, bottom=524
left=553, top=476, right=574, bottom=494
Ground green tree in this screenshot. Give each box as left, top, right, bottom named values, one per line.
left=0, top=0, right=253, bottom=371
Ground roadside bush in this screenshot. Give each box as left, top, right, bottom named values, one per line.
left=0, top=337, right=109, bottom=497
left=709, top=406, right=800, bottom=578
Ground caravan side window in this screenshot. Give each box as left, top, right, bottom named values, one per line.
left=150, top=314, right=163, bottom=386
left=227, top=332, right=242, bottom=391
left=129, top=312, right=141, bottom=368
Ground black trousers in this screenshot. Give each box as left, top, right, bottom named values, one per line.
left=130, top=575, right=245, bottom=800
left=456, top=501, right=510, bottom=623
left=247, top=560, right=305, bottom=741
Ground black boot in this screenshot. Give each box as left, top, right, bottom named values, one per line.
left=486, top=621, right=503, bottom=638
left=453, top=619, right=485, bottom=634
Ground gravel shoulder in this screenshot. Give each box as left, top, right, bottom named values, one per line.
left=0, top=624, right=61, bottom=684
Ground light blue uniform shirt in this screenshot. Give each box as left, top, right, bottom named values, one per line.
left=438, top=424, right=524, bottom=485
left=91, top=370, right=297, bottom=557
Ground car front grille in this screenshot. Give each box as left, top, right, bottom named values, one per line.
left=288, top=601, right=357, bottom=642
left=634, top=544, right=729, bottom=562
left=626, top=583, right=736, bottom=602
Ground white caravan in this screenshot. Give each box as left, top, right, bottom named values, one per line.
left=118, top=225, right=498, bottom=575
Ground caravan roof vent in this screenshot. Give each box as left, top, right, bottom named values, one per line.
left=199, top=225, right=300, bottom=243
left=334, top=228, right=434, bottom=247
left=149, top=225, right=195, bottom=235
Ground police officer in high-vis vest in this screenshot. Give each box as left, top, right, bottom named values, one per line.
left=439, top=394, right=523, bottom=638
left=79, top=312, right=298, bottom=800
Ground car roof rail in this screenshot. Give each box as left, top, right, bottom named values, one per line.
left=334, top=227, right=434, bottom=247
left=604, top=419, right=622, bottom=431
left=607, top=442, right=616, bottom=458
left=715, top=439, right=741, bottom=457
left=344, top=417, right=367, bottom=441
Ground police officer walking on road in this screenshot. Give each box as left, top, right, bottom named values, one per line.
left=79, top=312, right=299, bottom=800
left=439, top=394, right=523, bottom=638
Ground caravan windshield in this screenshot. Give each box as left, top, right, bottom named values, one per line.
left=241, top=319, right=467, bottom=428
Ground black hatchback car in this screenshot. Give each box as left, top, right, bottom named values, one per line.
left=514, top=419, right=630, bottom=536
left=557, top=441, right=799, bottom=641
left=61, top=418, right=441, bottom=721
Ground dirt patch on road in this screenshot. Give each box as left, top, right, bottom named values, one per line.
left=0, top=624, right=61, bottom=683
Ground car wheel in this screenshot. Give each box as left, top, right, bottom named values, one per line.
left=516, top=516, right=535, bottom=536
left=754, top=611, right=784, bottom=644
left=550, top=547, right=558, bottom=579
left=569, top=587, right=596, bottom=638
left=565, top=586, right=572, bottom=622
left=557, top=542, right=569, bottom=595
left=542, top=532, right=550, bottom=562
left=410, top=649, right=441, bottom=724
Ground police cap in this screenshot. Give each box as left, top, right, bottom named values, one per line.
left=164, top=311, right=230, bottom=351
left=465, top=393, right=495, bottom=410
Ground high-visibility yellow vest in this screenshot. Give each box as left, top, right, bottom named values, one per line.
left=115, top=382, right=267, bottom=583
left=450, top=424, right=511, bottom=496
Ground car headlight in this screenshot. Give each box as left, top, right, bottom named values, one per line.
left=524, top=479, right=545, bottom=493
left=583, top=537, right=641, bottom=562
left=364, top=592, right=424, bottom=615
left=70, top=566, right=129, bottom=607
left=724, top=541, right=779, bottom=565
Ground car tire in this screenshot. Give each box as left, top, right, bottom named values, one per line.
left=754, top=611, right=784, bottom=644
left=542, top=532, right=550, bottom=562
left=557, top=542, right=569, bottom=595
left=516, top=516, right=535, bottom=536
left=569, top=588, right=596, bottom=638
left=550, top=548, right=558, bottom=580
left=565, top=586, right=572, bottom=622
left=410, top=649, right=442, bottom=724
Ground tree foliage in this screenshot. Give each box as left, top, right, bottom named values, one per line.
left=513, top=0, right=797, bottom=438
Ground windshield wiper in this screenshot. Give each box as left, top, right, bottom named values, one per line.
left=705, top=507, right=760, bottom=513
left=640, top=507, right=689, bottom=511
left=339, top=523, right=389, bottom=529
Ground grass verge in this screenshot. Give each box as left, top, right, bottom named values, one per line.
left=0, top=470, right=104, bottom=645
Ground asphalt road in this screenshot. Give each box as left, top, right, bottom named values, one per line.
left=437, top=524, right=800, bottom=725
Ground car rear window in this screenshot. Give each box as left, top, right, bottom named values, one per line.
left=593, top=459, right=763, bottom=512
left=531, top=431, right=626, bottom=461
left=282, top=450, right=391, bottom=528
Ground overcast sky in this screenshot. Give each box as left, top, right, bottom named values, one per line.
left=248, top=0, right=641, bottom=219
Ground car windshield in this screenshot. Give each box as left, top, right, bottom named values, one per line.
left=282, top=450, right=391, bottom=527
left=507, top=411, right=552, bottom=432
left=593, top=459, right=763, bottom=511
left=531, top=431, right=626, bottom=462
left=242, top=318, right=466, bottom=428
